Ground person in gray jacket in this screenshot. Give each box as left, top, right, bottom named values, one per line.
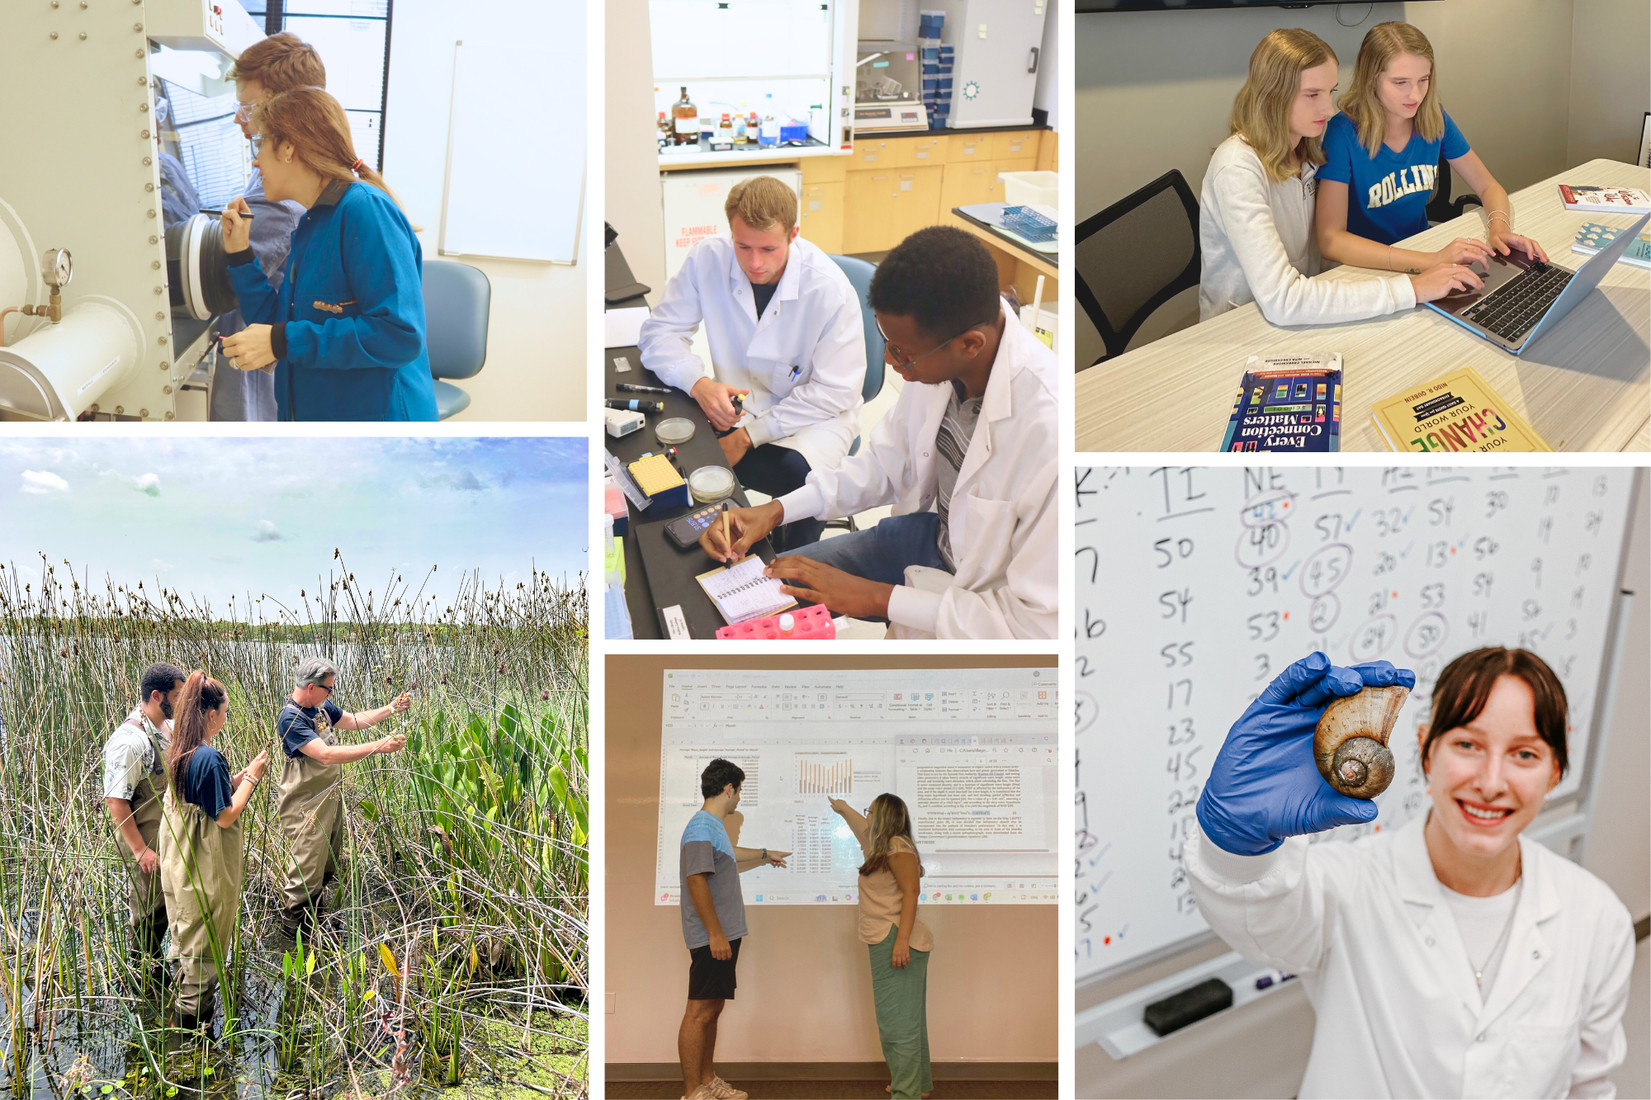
left=1198, top=28, right=1486, bottom=326
left=210, top=33, right=326, bottom=421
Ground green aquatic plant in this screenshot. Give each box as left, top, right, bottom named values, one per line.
left=0, top=555, right=589, bottom=1099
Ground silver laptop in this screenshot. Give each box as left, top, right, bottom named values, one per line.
left=1424, top=211, right=1651, bottom=355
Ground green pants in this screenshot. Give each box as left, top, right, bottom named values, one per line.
left=868, top=927, right=932, bottom=1100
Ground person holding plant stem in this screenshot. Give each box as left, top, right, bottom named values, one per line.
left=158, top=671, right=269, bottom=1041
left=273, top=656, right=409, bottom=947
left=829, top=795, right=934, bottom=1100
left=102, top=662, right=185, bottom=1008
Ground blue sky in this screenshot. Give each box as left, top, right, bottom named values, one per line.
left=0, top=436, right=587, bottom=620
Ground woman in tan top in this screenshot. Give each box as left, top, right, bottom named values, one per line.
left=831, top=794, right=933, bottom=1100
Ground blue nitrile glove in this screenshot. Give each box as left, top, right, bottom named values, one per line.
left=1196, top=652, right=1417, bottom=856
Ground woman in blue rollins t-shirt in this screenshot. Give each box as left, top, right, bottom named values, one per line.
left=157, top=672, right=269, bottom=1038
left=1316, top=22, right=1550, bottom=276
left=218, top=87, right=437, bottom=422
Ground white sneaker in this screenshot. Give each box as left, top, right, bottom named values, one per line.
left=681, top=1087, right=717, bottom=1100
left=706, top=1077, right=749, bottom=1100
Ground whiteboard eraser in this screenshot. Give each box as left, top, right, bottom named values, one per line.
left=1143, top=977, right=1232, bottom=1036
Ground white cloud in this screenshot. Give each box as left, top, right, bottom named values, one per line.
left=151, top=558, right=175, bottom=571
left=252, top=520, right=282, bottom=543
left=134, top=473, right=160, bottom=497
left=19, top=470, right=68, bottom=494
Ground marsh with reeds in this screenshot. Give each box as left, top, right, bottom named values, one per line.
left=0, top=556, right=589, bottom=1100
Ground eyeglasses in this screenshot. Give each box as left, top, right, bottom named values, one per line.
left=318, top=683, right=335, bottom=694
left=249, top=132, right=269, bottom=157
left=875, top=317, right=990, bottom=369
left=234, top=101, right=256, bottom=121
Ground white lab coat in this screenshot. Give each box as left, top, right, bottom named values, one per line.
left=776, top=301, right=1058, bottom=639
left=1185, top=812, right=1635, bottom=1099
left=637, top=234, right=865, bottom=472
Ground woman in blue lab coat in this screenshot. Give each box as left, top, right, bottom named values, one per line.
left=218, top=87, right=437, bottom=421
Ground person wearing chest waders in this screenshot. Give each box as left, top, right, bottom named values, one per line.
left=273, top=657, right=408, bottom=947
left=157, top=671, right=269, bottom=1040
left=102, top=663, right=184, bottom=1008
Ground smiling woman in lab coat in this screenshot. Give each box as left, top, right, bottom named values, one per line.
left=1187, top=649, right=1634, bottom=1099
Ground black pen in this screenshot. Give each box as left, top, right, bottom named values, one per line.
left=201, top=208, right=254, bottom=220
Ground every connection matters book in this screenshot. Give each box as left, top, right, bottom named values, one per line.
left=1572, top=221, right=1651, bottom=270
left=1557, top=184, right=1651, bottom=214
left=1369, top=366, right=1553, bottom=453
left=1220, top=353, right=1342, bottom=452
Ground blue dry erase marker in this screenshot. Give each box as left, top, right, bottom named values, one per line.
left=789, top=365, right=801, bottom=380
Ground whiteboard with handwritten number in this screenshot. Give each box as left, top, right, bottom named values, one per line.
left=1073, top=466, right=1638, bottom=986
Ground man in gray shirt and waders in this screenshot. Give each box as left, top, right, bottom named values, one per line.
left=101, top=663, right=184, bottom=1008
left=678, top=758, right=790, bottom=1100
left=272, top=657, right=408, bottom=946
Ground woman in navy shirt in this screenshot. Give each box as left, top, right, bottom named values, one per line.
left=217, top=87, right=437, bottom=422
left=157, top=671, right=269, bottom=1039
left=1315, top=22, right=1549, bottom=277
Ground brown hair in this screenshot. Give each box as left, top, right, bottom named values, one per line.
left=1422, top=647, right=1569, bottom=776
left=725, top=176, right=798, bottom=235
left=858, top=793, right=924, bottom=878
left=254, top=87, right=407, bottom=214
left=168, top=670, right=228, bottom=798
left=1338, top=22, right=1444, bottom=160
left=1229, top=29, right=1339, bottom=184
left=228, top=32, right=326, bottom=95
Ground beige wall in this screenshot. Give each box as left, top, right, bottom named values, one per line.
left=1077, top=472, right=1651, bottom=1099
left=604, top=0, right=668, bottom=302
left=605, top=654, right=1059, bottom=1068
left=382, top=0, right=587, bottom=423
left=1567, top=0, right=1651, bottom=168
left=1075, top=0, right=1599, bottom=224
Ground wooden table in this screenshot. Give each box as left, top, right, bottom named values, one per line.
left=1076, top=158, right=1651, bottom=451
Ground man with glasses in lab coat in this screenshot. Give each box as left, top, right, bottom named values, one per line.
left=639, top=175, right=866, bottom=551
left=702, top=226, right=1058, bottom=639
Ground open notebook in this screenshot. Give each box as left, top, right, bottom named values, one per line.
left=695, top=555, right=797, bottom=624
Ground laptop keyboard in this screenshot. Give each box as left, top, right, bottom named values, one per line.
left=1459, top=262, right=1572, bottom=343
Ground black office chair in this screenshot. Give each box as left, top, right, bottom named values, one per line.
left=1074, top=169, right=1201, bottom=371
left=1425, top=153, right=1481, bottom=225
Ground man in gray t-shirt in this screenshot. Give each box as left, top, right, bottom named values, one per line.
left=677, top=759, right=790, bottom=1100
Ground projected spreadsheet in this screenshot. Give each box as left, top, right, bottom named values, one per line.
left=654, top=668, right=1059, bottom=906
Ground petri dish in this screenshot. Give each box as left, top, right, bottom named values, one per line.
left=688, top=465, right=736, bottom=504
left=655, top=417, right=696, bottom=445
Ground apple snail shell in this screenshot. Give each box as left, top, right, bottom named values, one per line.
left=1313, top=685, right=1409, bottom=799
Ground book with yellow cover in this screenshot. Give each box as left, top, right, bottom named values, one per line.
left=1369, top=366, right=1552, bottom=453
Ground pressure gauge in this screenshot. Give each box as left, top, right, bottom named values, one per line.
left=41, top=248, right=73, bottom=289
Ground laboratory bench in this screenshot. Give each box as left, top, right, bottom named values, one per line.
left=661, top=125, right=1059, bottom=303
left=605, top=241, right=793, bottom=640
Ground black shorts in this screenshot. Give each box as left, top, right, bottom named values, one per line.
left=687, top=936, right=742, bottom=1000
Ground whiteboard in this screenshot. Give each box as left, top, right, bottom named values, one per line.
left=1073, top=466, right=1639, bottom=986
left=653, top=667, right=1060, bottom=906
left=439, top=27, right=583, bottom=264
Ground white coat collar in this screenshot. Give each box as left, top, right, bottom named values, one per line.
left=1393, top=808, right=1564, bottom=1027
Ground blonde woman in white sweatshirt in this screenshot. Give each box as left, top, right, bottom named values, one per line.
left=1199, top=28, right=1485, bottom=325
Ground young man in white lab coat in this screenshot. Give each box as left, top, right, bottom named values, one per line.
left=701, top=226, right=1058, bottom=639
left=639, top=176, right=866, bottom=550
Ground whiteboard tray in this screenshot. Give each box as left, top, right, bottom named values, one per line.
left=1075, top=951, right=1291, bottom=1060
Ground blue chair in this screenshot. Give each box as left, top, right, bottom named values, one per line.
left=826, top=254, right=887, bottom=532
left=422, top=259, right=491, bottom=420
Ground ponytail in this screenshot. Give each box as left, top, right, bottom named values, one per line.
left=254, top=87, right=410, bottom=215
left=168, top=670, right=227, bottom=795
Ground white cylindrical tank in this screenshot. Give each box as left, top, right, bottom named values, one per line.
left=0, top=297, right=144, bottom=420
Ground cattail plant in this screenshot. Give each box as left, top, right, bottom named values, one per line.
left=0, top=556, right=589, bottom=1099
